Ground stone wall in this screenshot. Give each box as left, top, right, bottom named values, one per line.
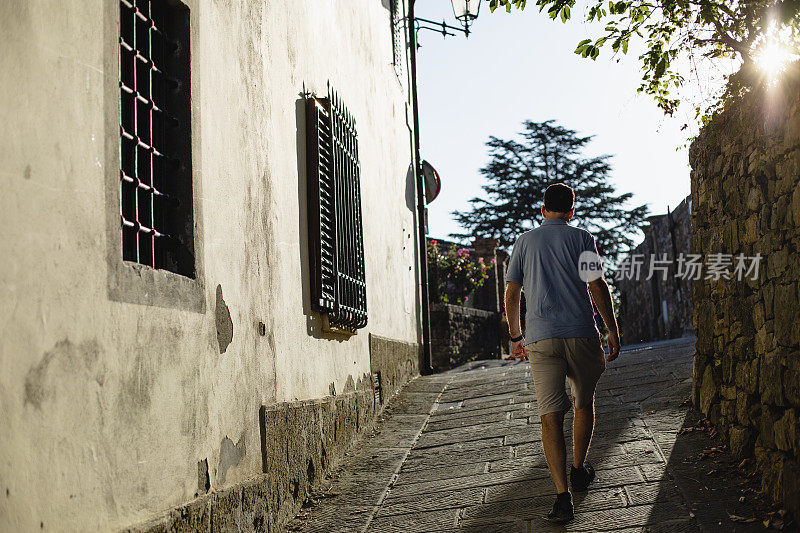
left=617, top=196, right=694, bottom=343
left=690, top=68, right=800, bottom=517
left=430, top=304, right=501, bottom=371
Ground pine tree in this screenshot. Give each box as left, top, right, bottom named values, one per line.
left=451, top=120, right=648, bottom=260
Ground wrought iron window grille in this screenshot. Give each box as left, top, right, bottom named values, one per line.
left=305, top=85, right=368, bottom=334
left=390, top=0, right=404, bottom=77
left=119, top=0, right=194, bottom=277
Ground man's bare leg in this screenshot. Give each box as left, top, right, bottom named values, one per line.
left=541, top=410, right=569, bottom=493
left=573, top=400, right=595, bottom=468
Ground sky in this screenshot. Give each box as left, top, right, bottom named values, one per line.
left=415, top=1, right=701, bottom=245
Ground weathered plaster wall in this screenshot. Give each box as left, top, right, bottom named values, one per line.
left=690, top=68, right=800, bottom=517
left=0, top=0, right=418, bottom=530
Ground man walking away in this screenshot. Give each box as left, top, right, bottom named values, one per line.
left=504, top=183, right=620, bottom=523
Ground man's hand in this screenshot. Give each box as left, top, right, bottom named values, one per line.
left=505, top=282, right=525, bottom=361
left=606, top=330, right=620, bottom=362
left=509, top=338, right=526, bottom=361
left=588, top=277, right=620, bottom=362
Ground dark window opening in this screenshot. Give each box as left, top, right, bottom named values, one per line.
left=119, top=0, right=194, bottom=277
left=305, top=86, right=368, bottom=333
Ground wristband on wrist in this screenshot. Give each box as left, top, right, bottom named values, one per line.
left=510, top=334, right=524, bottom=343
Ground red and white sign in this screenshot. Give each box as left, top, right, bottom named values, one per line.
left=422, top=160, right=441, bottom=204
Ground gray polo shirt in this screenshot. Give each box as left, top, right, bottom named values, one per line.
left=506, top=219, right=600, bottom=345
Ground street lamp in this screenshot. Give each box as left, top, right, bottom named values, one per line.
left=451, top=0, right=481, bottom=34
left=414, top=0, right=481, bottom=40
left=407, top=0, right=481, bottom=374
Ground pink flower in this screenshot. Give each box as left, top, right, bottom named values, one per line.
left=430, top=239, right=438, bottom=246
left=490, top=258, right=497, bottom=265
left=463, top=296, right=469, bottom=302
left=478, top=257, right=484, bottom=263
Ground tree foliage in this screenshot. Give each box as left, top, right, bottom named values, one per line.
left=451, top=120, right=648, bottom=260
left=489, top=0, right=800, bottom=117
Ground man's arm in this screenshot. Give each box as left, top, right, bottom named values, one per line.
left=587, top=277, right=621, bottom=361
left=505, top=281, right=525, bottom=359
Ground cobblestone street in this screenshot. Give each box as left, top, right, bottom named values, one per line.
left=288, top=338, right=787, bottom=532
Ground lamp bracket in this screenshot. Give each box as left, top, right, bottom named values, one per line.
left=412, top=16, right=470, bottom=47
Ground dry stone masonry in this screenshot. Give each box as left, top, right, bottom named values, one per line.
left=430, top=304, right=502, bottom=371
left=690, top=68, right=800, bottom=517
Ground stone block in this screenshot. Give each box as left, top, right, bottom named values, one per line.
left=771, top=195, right=790, bottom=230
left=729, top=425, right=754, bottom=460
left=763, top=282, right=775, bottom=320
left=758, top=410, right=776, bottom=447
left=756, top=447, right=800, bottom=519
left=714, top=334, right=725, bottom=355
left=755, top=325, right=773, bottom=355
left=721, top=384, right=737, bottom=401
left=211, top=487, right=244, bottom=533
left=743, top=215, right=760, bottom=244
left=791, top=182, right=800, bottom=226
left=780, top=457, right=800, bottom=519
left=369, top=334, right=419, bottom=404
left=166, top=498, right=212, bottom=533
left=721, top=399, right=736, bottom=424
left=773, top=283, right=799, bottom=347
left=768, top=249, right=789, bottom=280
left=785, top=355, right=800, bottom=407
left=735, top=361, right=748, bottom=391
left=700, top=364, right=718, bottom=415
left=722, top=357, right=737, bottom=385
left=748, top=358, right=760, bottom=395
left=736, top=390, right=754, bottom=426
left=746, top=185, right=762, bottom=212
left=760, top=204, right=772, bottom=234
left=773, top=409, right=798, bottom=454
left=760, top=352, right=785, bottom=407
left=752, top=300, right=765, bottom=330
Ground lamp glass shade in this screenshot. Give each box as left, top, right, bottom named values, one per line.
left=451, top=0, right=481, bottom=22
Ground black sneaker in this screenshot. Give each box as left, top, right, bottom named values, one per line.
left=570, top=461, right=596, bottom=491
left=545, top=492, right=574, bottom=523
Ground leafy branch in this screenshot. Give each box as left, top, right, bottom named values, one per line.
left=489, top=0, right=800, bottom=118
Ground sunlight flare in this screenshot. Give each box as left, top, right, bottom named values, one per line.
left=752, top=22, right=800, bottom=85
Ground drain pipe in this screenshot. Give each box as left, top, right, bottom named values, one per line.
left=408, top=0, right=433, bottom=375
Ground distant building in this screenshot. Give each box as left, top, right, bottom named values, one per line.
left=617, top=196, right=693, bottom=344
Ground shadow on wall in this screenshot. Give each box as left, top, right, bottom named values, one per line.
left=294, top=94, right=351, bottom=343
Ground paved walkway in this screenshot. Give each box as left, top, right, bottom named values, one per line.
left=287, top=338, right=781, bottom=532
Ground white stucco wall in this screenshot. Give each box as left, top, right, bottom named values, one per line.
left=0, top=0, right=418, bottom=530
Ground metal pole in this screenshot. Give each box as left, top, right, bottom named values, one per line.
left=408, top=0, right=433, bottom=374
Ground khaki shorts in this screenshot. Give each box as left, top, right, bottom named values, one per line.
left=524, top=337, right=606, bottom=416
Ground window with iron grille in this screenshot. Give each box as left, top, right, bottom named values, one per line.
left=390, top=0, right=404, bottom=77
left=305, top=86, right=368, bottom=333
left=119, top=0, right=194, bottom=278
